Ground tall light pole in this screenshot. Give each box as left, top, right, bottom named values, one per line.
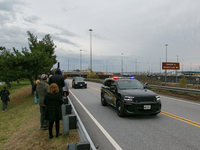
left=89, top=29, right=93, bottom=71
left=160, top=58, right=161, bottom=74
left=121, top=53, right=123, bottom=75
left=80, top=49, right=82, bottom=71
left=176, top=55, right=178, bottom=87
left=135, top=58, right=137, bottom=74
left=106, top=61, right=108, bottom=73
left=80, top=49, right=82, bottom=75
left=165, top=44, right=168, bottom=86
left=68, top=60, right=69, bottom=72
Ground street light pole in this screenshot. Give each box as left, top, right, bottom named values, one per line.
left=135, top=58, right=137, bottom=74
left=121, top=53, right=123, bottom=75
left=68, top=60, right=69, bottom=72
left=80, top=49, right=82, bottom=75
left=106, top=61, right=108, bottom=73
left=160, top=58, right=161, bottom=74
left=176, top=55, right=178, bottom=87
left=165, top=44, right=168, bottom=86
left=89, top=29, right=93, bottom=71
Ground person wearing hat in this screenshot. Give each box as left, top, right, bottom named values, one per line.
left=36, top=74, right=49, bottom=130
left=0, top=87, right=10, bottom=112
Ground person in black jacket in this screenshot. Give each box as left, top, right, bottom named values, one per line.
left=0, top=87, right=10, bottom=112
left=44, top=83, right=63, bottom=139
left=48, top=69, right=65, bottom=98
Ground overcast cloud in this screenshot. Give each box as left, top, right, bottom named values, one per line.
left=1, top=0, right=200, bottom=73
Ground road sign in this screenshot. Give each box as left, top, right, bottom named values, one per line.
left=162, top=62, right=180, bottom=70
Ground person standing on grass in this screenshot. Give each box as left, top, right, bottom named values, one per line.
left=48, top=69, right=65, bottom=100
left=33, top=80, right=40, bottom=104
left=36, top=74, right=49, bottom=130
left=44, top=83, right=63, bottom=139
left=0, top=87, right=10, bottom=112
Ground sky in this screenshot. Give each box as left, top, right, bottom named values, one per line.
left=1, top=0, right=200, bottom=73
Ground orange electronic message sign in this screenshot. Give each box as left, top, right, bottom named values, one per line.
left=162, top=62, right=180, bottom=70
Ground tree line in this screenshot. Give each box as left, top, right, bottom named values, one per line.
left=0, top=31, right=57, bottom=92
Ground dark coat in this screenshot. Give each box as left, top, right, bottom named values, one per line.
left=48, top=74, right=65, bottom=95
left=44, top=93, right=63, bottom=121
left=0, top=90, right=10, bottom=102
left=32, top=84, right=37, bottom=92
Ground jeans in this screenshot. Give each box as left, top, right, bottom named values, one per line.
left=2, top=101, right=7, bottom=111
left=34, top=91, right=38, bottom=103
left=40, top=106, right=48, bottom=128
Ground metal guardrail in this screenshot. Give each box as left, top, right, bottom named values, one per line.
left=148, top=84, right=200, bottom=95
left=85, top=78, right=200, bottom=95
left=67, top=96, right=96, bottom=150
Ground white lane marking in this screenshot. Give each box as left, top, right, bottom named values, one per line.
left=161, top=95, right=200, bottom=106
left=70, top=91, right=123, bottom=150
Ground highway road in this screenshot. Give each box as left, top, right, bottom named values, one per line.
left=68, top=80, right=200, bottom=150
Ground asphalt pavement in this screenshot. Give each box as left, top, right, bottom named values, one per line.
left=68, top=80, right=200, bottom=150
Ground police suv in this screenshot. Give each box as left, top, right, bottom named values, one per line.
left=101, top=76, right=161, bottom=117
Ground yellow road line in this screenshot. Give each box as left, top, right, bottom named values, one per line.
left=88, top=86, right=200, bottom=128
left=161, top=111, right=200, bottom=128
left=88, top=86, right=100, bottom=92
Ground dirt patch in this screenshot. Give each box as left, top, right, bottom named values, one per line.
left=10, top=86, right=32, bottom=104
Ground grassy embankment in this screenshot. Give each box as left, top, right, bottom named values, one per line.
left=0, top=80, right=80, bottom=150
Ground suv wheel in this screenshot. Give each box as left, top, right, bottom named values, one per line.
left=117, top=101, right=125, bottom=117
left=101, top=95, right=107, bottom=106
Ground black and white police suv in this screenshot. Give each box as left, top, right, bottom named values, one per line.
left=100, top=76, right=161, bottom=117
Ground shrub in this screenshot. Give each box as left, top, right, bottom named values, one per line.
left=87, top=71, right=99, bottom=79
left=178, top=76, right=188, bottom=88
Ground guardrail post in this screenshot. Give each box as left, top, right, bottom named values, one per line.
left=62, top=104, right=66, bottom=116
left=63, top=116, right=69, bottom=135
left=67, top=143, right=77, bottom=150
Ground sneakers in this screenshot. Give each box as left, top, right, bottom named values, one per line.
left=41, top=126, right=48, bottom=130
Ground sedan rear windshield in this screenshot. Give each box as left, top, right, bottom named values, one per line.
left=117, top=80, right=144, bottom=90
left=75, top=78, right=85, bottom=81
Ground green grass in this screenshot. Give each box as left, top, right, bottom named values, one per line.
left=0, top=80, right=80, bottom=149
